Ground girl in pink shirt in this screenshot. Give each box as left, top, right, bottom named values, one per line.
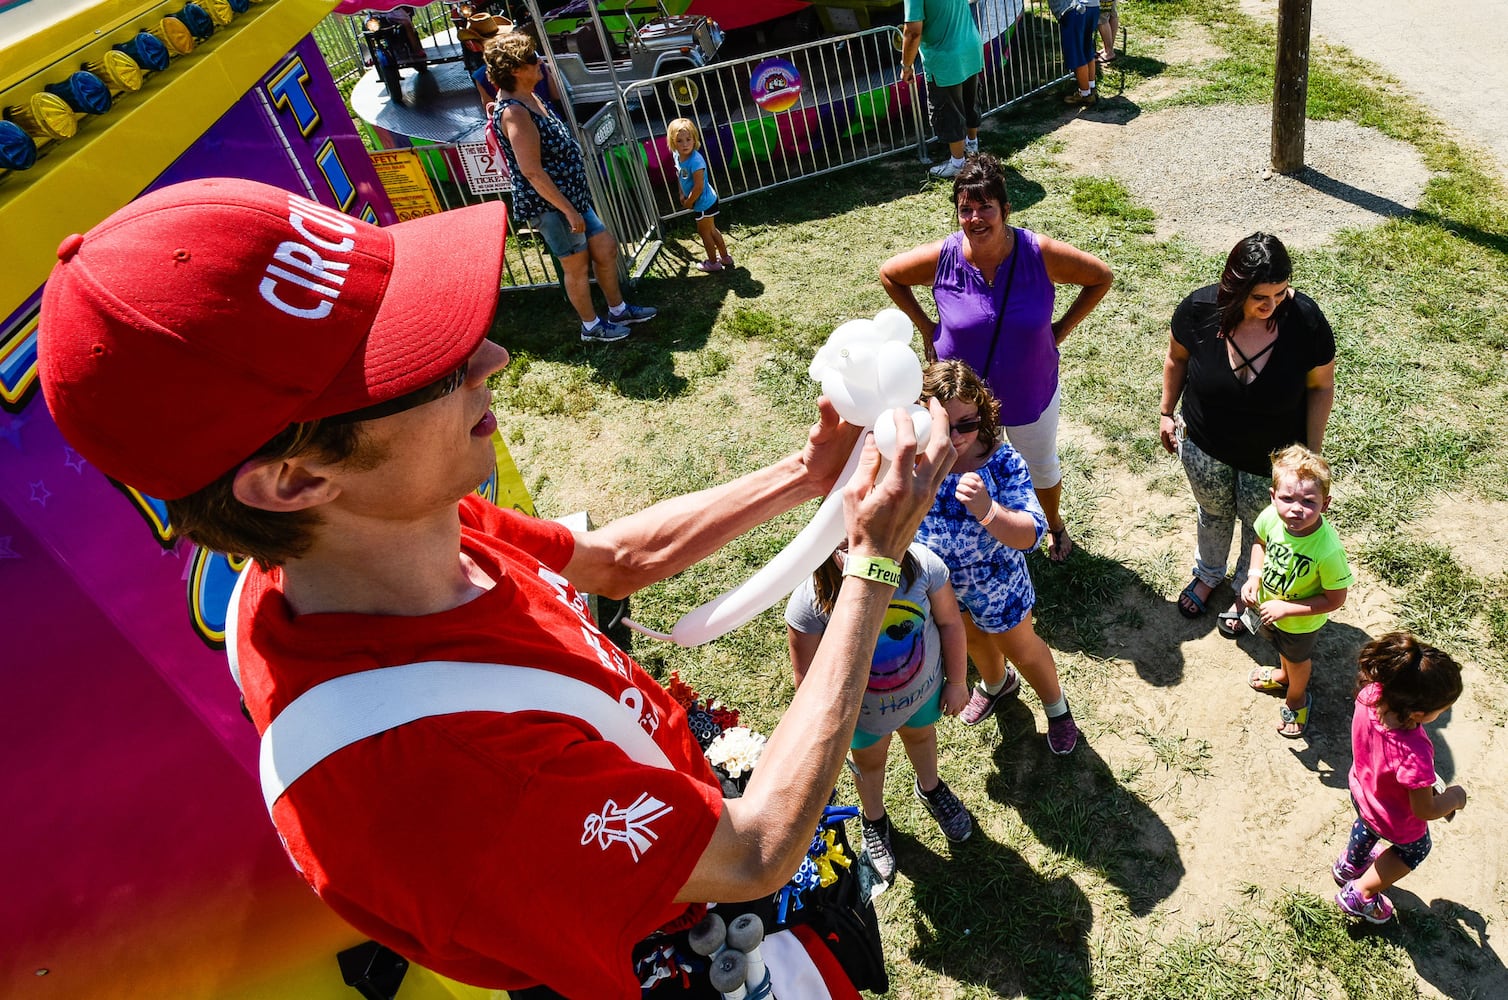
left=1334, top=633, right=1467, bottom=923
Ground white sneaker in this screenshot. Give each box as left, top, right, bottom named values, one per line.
left=928, top=157, right=965, bottom=179
left=964, top=138, right=979, bottom=155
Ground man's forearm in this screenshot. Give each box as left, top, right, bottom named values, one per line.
left=574, top=453, right=828, bottom=598
left=676, top=576, right=894, bottom=902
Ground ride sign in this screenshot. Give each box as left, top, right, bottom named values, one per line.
left=457, top=140, right=512, bottom=195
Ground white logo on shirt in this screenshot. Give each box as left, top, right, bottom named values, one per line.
left=582, top=793, right=672, bottom=861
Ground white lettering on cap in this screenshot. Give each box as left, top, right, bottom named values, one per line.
left=258, top=195, right=366, bottom=320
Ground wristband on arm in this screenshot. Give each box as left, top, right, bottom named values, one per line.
left=842, top=554, right=903, bottom=587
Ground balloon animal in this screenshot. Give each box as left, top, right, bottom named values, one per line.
left=627, top=308, right=930, bottom=646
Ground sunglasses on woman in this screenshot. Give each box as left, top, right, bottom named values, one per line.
left=950, top=416, right=982, bottom=435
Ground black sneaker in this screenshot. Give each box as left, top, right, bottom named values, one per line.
left=914, top=778, right=973, bottom=844
left=860, top=813, right=896, bottom=882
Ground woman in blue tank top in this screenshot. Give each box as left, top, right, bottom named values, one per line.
left=483, top=31, right=656, bottom=343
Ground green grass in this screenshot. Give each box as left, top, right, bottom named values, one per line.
left=489, top=0, right=1508, bottom=994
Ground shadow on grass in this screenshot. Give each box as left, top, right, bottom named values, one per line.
left=1410, top=208, right=1508, bottom=260
left=985, top=703, right=1184, bottom=917
left=896, top=823, right=1094, bottom=998
left=489, top=251, right=766, bottom=401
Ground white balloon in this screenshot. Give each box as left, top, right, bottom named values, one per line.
left=652, top=309, right=927, bottom=647
left=875, top=341, right=922, bottom=406
left=872, top=404, right=932, bottom=461
left=873, top=307, right=913, bottom=343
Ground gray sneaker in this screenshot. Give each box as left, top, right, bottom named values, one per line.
left=860, top=813, right=896, bottom=882
left=915, top=778, right=973, bottom=844
left=928, top=158, right=964, bottom=179
left=581, top=317, right=630, bottom=343
left=608, top=302, right=657, bottom=325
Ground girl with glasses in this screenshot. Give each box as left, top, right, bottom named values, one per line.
left=915, top=360, right=1079, bottom=754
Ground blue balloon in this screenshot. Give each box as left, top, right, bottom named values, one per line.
left=115, top=31, right=170, bottom=72
left=177, top=3, right=215, bottom=40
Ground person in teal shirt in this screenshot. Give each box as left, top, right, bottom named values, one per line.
left=1241, top=445, right=1354, bottom=738
left=901, top=0, right=984, bottom=178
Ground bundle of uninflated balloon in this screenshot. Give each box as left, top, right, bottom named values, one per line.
left=625, top=308, right=930, bottom=647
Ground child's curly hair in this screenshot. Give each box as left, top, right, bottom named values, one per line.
left=1269, top=443, right=1333, bottom=498
left=921, top=359, right=1001, bottom=450
left=1355, top=632, right=1463, bottom=721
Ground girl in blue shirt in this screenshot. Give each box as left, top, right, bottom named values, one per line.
left=668, top=118, right=731, bottom=272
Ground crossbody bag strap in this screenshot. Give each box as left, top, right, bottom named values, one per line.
left=979, top=228, right=1022, bottom=381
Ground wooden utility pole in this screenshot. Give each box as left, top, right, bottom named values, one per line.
left=1271, top=0, right=1312, bottom=173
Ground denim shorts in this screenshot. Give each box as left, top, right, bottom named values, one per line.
left=533, top=205, right=606, bottom=258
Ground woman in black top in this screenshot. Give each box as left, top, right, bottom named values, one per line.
left=1158, top=233, right=1337, bottom=635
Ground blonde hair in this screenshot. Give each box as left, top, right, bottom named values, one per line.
left=1269, top=443, right=1332, bottom=497
left=666, top=117, right=701, bottom=153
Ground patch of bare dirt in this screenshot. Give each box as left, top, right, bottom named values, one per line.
left=1053, top=105, right=1431, bottom=252
left=1410, top=496, right=1508, bottom=580
left=1060, top=429, right=1508, bottom=997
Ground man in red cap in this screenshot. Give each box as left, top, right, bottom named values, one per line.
left=38, top=178, right=955, bottom=998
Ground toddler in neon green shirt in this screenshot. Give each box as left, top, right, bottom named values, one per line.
left=1240, top=444, right=1354, bottom=738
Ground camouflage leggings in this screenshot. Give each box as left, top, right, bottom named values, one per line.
left=1179, top=434, right=1270, bottom=590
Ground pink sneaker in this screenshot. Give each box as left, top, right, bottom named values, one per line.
left=959, top=669, right=1021, bottom=726
left=698, top=259, right=724, bottom=273
left=1336, top=881, right=1395, bottom=924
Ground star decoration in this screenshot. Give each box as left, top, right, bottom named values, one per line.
left=29, top=480, right=51, bottom=506
left=0, top=536, right=18, bottom=560
left=63, top=447, right=87, bottom=473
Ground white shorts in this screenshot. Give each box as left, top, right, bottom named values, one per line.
left=1001, top=384, right=1062, bottom=490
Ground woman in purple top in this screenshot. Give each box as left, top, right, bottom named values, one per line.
left=881, top=154, right=1113, bottom=562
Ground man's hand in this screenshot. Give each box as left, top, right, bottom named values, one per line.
left=799, top=396, right=864, bottom=495
left=842, top=399, right=955, bottom=561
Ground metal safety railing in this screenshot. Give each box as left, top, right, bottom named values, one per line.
left=615, top=0, right=1067, bottom=226
left=307, top=0, right=1076, bottom=290
left=622, top=24, right=926, bottom=222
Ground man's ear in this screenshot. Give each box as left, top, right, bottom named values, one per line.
left=232, top=455, right=341, bottom=512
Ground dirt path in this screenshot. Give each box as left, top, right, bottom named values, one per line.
left=1239, top=0, right=1508, bottom=180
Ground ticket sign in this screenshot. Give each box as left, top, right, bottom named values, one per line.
left=370, top=148, right=442, bottom=220
left=457, top=140, right=512, bottom=195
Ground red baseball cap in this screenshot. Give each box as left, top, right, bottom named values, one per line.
left=38, top=177, right=508, bottom=499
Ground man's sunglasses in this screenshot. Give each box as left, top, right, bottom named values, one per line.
left=327, top=361, right=469, bottom=424
left=950, top=416, right=982, bottom=435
